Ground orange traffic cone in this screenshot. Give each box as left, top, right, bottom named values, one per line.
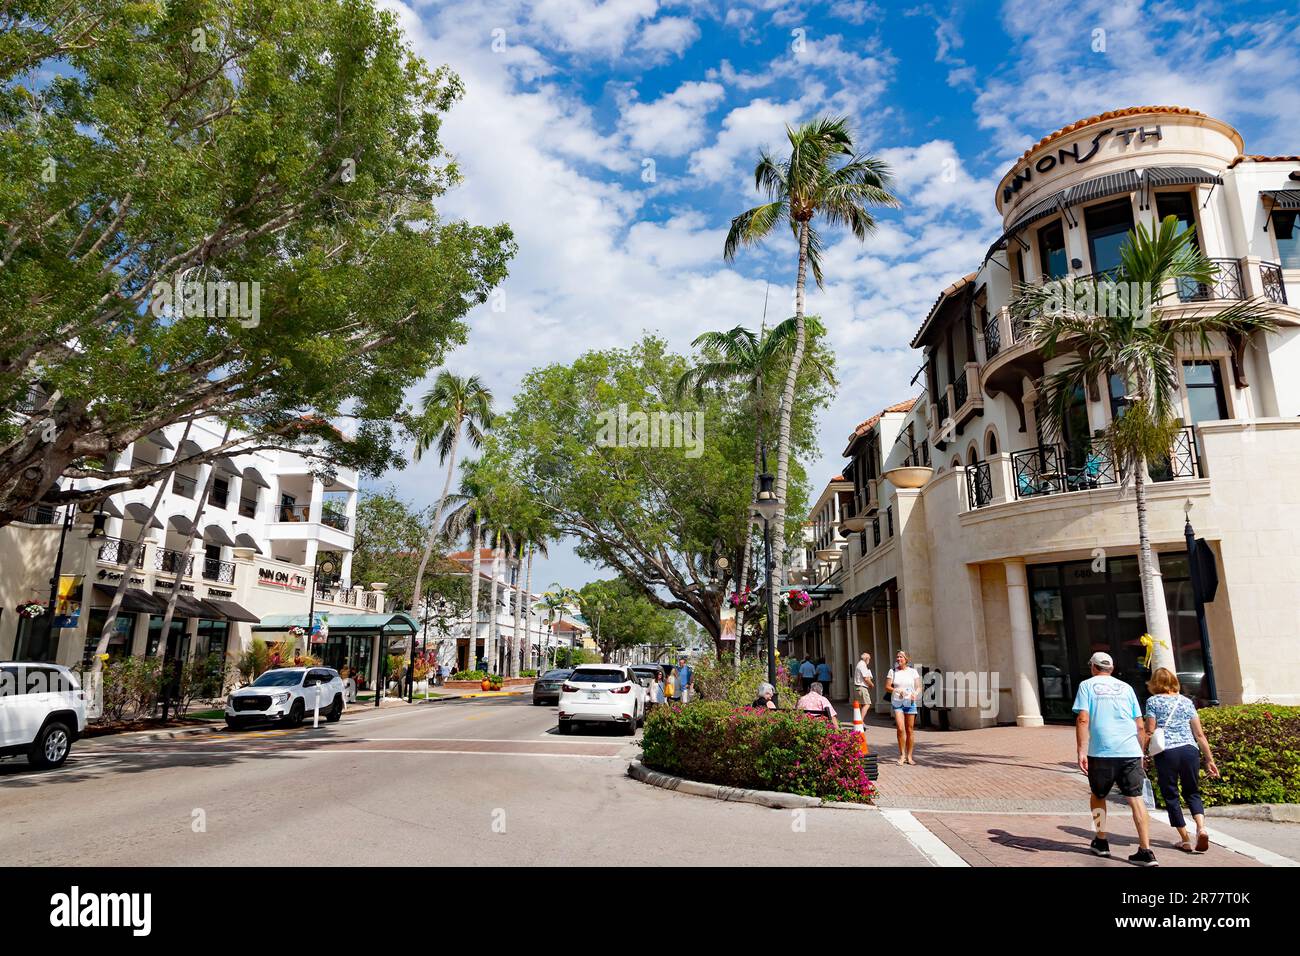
left=852, top=700, right=869, bottom=755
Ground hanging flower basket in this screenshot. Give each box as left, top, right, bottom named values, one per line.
left=785, top=589, right=812, bottom=611
left=727, top=588, right=758, bottom=611
left=17, top=602, right=46, bottom=619
left=287, top=625, right=307, bottom=639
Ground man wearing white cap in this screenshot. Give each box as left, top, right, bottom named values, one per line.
left=1073, top=651, right=1156, bottom=866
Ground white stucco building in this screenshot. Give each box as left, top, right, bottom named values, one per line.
left=786, top=106, right=1300, bottom=727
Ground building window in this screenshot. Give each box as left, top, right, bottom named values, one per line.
left=209, top=476, right=229, bottom=509
left=84, top=609, right=135, bottom=665
left=1183, top=359, right=1228, bottom=423
left=238, top=495, right=257, bottom=518
left=1272, top=210, right=1300, bottom=269
left=1155, top=192, right=1198, bottom=245
left=1084, top=199, right=1135, bottom=276
left=1038, top=220, right=1068, bottom=280
left=1109, top=373, right=1130, bottom=421
left=986, top=430, right=998, bottom=456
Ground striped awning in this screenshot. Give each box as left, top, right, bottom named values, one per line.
left=1263, top=189, right=1300, bottom=210
left=1065, top=169, right=1142, bottom=207
left=1144, top=166, right=1222, bottom=188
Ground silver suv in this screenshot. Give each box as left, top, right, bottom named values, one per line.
left=0, top=663, right=88, bottom=769
left=225, top=667, right=345, bottom=729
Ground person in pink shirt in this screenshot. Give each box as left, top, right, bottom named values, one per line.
left=796, top=682, right=839, bottom=728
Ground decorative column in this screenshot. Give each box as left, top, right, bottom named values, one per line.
left=1003, top=558, right=1044, bottom=727
left=308, top=477, right=324, bottom=523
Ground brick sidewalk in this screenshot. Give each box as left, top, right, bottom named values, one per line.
left=838, top=704, right=1090, bottom=812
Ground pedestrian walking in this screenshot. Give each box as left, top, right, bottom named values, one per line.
left=648, top=672, right=666, bottom=708
left=1074, top=651, right=1156, bottom=866
left=854, top=652, right=875, bottom=708
left=1144, top=667, right=1220, bottom=854
left=885, top=650, right=921, bottom=765
left=676, top=655, right=693, bottom=704
left=752, top=681, right=777, bottom=710
left=799, top=656, right=816, bottom=692
left=816, top=657, right=832, bottom=693
left=796, top=682, right=839, bottom=727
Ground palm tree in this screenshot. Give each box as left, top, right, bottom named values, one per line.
left=724, top=116, right=897, bottom=577
left=441, top=474, right=490, bottom=672
left=534, top=586, right=581, bottom=670
left=1011, top=218, right=1278, bottom=672
left=408, top=372, right=493, bottom=629
left=677, top=316, right=836, bottom=666
left=484, top=523, right=514, bottom=675
left=510, top=524, right=551, bottom=674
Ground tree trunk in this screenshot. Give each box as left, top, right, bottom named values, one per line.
left=522, top=543, right=535, bottom=671
left=487, top=539, right=502, bottom=674
left=771, top=220, right=810, bottom=589
left=91, top=419, right=194, bottom=673
left=734, top=436, right=762, bottom=668
left=409, top=422, right=460, bottom=621
left=510, top=550, right=524, bottom=677
left=1133, top=456, right=1175, bottom=673
left=468, top=521, right=482, bottom=670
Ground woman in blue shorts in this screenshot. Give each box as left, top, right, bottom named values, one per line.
left=885, top=650, right=922, bottom=765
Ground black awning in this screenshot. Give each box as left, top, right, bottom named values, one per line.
left=1065, top=169, right=1141, bottom=207
left=233, top=532, right=262, bottom=554
left=985, top=189, right=1069, bottom=263
left=203, top=524, right=236, bottom=547
left=167, top=514, right=194, bottom=535
left=98, top=498, right=123, bottom=518
left=241, top=466, right=270, bottom=489
left=164, top=592, right=209, bottom=619
left=205, top=599, right=261, bottom=623
left=144, top=430, right=174, bottom=450
left=216, top=457, right=241, bottom=476
left=92, top=583, right=165, bottom=614
left=1144, top=166, right=1222, bottom=188
left=1263, top=189, right=1300, bottom=210
left=176, top=438, right=203, bottom=460
left=124, top=502, right=163, bottom=530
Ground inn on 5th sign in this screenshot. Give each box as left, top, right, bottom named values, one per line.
left=1002, top=124, right=1164, bottom=203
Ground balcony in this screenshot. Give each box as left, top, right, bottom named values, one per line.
left=15, top=503, right=60, bottom=524
left=929, top=362, right=983, bottom=448
left=983, top=309, right=1001, bottom=359
left=1261, top=261, right=1288, bottom=305
left=275, top=502, right=351, bottom=533
left=1177, top=258, right=1244, bottom=303
left=317, top=585, right=360, bottom=607
left=97, top=536, right=145, bottom=568
left=155, top=547, right=194, bottom=576
left=202, top=557, right=235, bottom=584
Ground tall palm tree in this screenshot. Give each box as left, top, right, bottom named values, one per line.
left=1011, top=218, right=1277, bottom=672
left=677, top=316, right=836, bottom=665
left=441, top=473, right=490, bottom=672
left=484, top=523, right=514, bottom=675
left=509, top=525, right=551, bottom=674
left=408, top=372, right=493, bottom=630
left=724, top=116, right=897, bottom=578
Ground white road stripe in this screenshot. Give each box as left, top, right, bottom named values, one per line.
left=880, top=808, right=970, bottom=867
left=1209, top=828, right=1300, bottom=867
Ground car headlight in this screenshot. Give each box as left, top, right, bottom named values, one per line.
left=273, top=692, right=291, bottom=705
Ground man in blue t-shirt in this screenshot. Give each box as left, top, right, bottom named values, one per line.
left=676, top=656, right=693, bottom=704
left=1073, top=651, right=1155, bottom=866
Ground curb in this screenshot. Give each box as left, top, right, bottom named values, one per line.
left=1206, top=803, right=1300, bottom=824
left=84, top=722, right=223, bottom=744
left=626, top=760, right=875, bottom=811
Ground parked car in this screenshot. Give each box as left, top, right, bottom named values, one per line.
left=557, top=664, right=646, bottom=736
left=0, top=663, right=87, bottom=770
left=532, top=668, right=573, bottom=706
left=226, top=667, right=345, bottom=729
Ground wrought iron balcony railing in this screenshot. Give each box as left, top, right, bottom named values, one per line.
left=1176, top=258, right=1244, bottom=303
left=983, top=311, right=1001, bottom=359
left=965, top=461, right=992, bottom=510
left=1261, top=261, right=1288, bottom=305
left=202, top=558, right=235, bottom=584
left=97, top=536, right=145, bottom=568
left=155, top=547, right=194, bottom=576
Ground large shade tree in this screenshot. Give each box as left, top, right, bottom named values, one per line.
left=723, top=117, right=896, bottom=577
left=0, top=0, right=514, bottom=524
left=1012, top=218, right=1278, bottom=673
left=483, top=335, right=832, bottom=656
left=578, top=577, right=679, bottom=663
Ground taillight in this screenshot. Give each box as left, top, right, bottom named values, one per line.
left=612, top=684, right=632, bottom=694
left=562, top=683, right=578, bottom=693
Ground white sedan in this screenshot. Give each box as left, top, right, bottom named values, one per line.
left=557, top=664, right=646, bottom=736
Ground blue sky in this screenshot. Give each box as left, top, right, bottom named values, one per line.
left=370, top=0, right=1300, bottom=589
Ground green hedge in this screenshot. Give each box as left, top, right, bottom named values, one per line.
left=640, top=701, right=874, bottom=803
left=451, top=670, right=487, bottom=681
left=1146, top=703, right=1300, bottom=807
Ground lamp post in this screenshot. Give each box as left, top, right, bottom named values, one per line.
left=36, top=504, right=75, bottom=662
left=305, top=556, right=336, bottom=659
left=751, top=471, right=781, bottom=698
left=1183, top=500, right=1219, bottom=707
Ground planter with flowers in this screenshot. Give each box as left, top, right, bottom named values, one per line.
left=784, top=589, right=813, bottom=611
left=17, top=602, right=46, bottom=619
left=727, top=588, right=759, bottom=612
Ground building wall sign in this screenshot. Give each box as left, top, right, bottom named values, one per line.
left=97, top=569, right=147, bottom=587
left=259, top=567, right=307, bottom=592
left=1003, top=125, right=1162, bottom=203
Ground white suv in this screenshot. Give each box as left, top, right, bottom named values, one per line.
left=0, top=663, right=88, bottom=769
left=557, top=664, right=646, bottom=735
left=226, top=667, right=345, bottom=729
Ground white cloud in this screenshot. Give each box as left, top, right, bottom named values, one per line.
left=619, top=80, right=725, bottom=157
left=530, top=0, right=659, bottom=57
left=636, top=16, right=701, bottom=57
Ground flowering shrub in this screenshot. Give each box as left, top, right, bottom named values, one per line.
left=690, top=655, right=800, bottom=708
left=640, top=701, right=875, bottom=803
left=1146, top=703, right=1300, bottom=807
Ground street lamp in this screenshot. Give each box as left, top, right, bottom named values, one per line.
left=751, top=472, right=781, bottom=698
left=305, top=556, right=336, bottom=659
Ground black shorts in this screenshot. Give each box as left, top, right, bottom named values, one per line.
left=1087, top=756, right=1145, bottom=799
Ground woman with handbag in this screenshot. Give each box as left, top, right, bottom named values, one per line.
left=1144, top=668, right=1220, bottom=854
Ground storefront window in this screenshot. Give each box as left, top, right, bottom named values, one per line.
left=147, top=615, right=189, bottom=660
left=1085, top=199, right=1135, bottom=276
left=83, top=610, right=135, bottom=665
left=195, top=619, right=228, bottom=661
left=13, top=615, right=55, bottom=662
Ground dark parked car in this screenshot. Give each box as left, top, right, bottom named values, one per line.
left=532, top=668, right=573, bottom=706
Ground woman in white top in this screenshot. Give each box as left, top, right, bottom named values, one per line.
left=884, top=649, right=922, bottom=765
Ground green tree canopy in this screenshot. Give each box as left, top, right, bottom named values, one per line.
left=578, top=577, right=679, bottom=662
left=0, top=0, right=515, bottom=523
left=350, top=488, right=467, bottom=614
left=482, top=334, right=832, bottom=655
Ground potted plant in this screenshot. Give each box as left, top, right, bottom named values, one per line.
left=480, top=676, right=492, bottom=691
left=488, top=673, right=504, bottom=691
left=17, top=602, right=46, bottom=619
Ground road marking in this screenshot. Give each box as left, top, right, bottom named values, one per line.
left=880, top=808, right=970, bottom=867
left=1210, top=828, right=1299, bottom=867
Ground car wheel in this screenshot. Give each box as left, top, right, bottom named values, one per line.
left=225, top=718, right=244, bottom=731
left=326, top=695, right=344, bottom=722
left=624, top=713, right=637, bottom=736
left=287, top=700, right=305, bottom=728
left=29, top=721, right=72, bottom=769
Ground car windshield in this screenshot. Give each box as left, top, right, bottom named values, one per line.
left=541, top=670, right=570, bottom=680
left=252, top=670, right=303, bottom=687
left=571, top=669, right=627, bottom=684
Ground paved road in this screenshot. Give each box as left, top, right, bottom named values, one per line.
left=0, top=697, right=927, bottom=866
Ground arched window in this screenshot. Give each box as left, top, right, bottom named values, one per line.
left=950, top=456, right=961, bottom=469
left=986, top=429, right=999, bottom=456
left=966, top=446, right=979, bottom=466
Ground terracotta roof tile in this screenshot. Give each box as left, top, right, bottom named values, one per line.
left=1228, top=155, right=1300, bottom=168
left=846, top=399, right=917, bottom=445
